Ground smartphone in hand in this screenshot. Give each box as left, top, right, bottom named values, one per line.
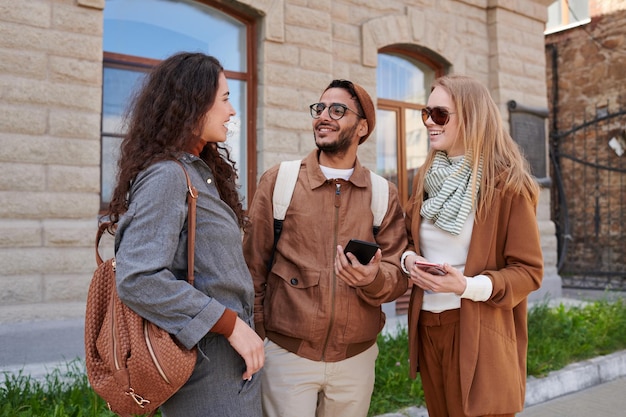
left=344, top=239, right=380, bottom=265
left=414, top=261, right=446, bottom=276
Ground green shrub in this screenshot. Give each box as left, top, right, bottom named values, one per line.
left=527, top=298, right=626, bottom=376
left=369, top=326, right=424, bottom=416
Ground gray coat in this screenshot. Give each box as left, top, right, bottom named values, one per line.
left=114, top=154, right=255, bottom=350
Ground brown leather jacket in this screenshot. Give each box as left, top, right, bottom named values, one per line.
left=243, top=150, right=408, bottom=362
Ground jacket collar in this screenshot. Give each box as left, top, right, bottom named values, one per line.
left=303, top=149, right=369, bottom=190
left=178, top=153, right=198, bottom=164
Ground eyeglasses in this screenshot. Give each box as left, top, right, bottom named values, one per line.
left=421, top=106, right=455, bottom=126
left=309, top=103, right=364, bottom=120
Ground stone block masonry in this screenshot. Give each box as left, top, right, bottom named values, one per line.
left=0, top=0, right=558, bottom=320
left=0, top=0, right=104, bottom=315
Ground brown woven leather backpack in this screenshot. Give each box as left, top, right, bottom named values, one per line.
left=85, top=163, right=198, bottom=416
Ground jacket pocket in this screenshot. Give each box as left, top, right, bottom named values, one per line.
left=342, top=294, right=383, bottom=343
left=470, top=324, right=524, bottom=413
left=264, top=262, right=324, bottom=340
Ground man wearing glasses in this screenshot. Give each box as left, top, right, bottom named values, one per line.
left=243, top=80, right=407, bottom=417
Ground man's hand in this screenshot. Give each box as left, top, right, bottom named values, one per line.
left=334, top=244, right=381, bottom=287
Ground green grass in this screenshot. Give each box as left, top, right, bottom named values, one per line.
left=2, top=297, right=625, bottom=417
left=0, top=361, right=115, bottom=417
left=369, top=326, right=424, bottom=416
left=526, top=298, right=626, bottom=377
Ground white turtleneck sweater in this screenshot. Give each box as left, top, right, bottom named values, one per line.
left=404, top=210, right=493, bottom=313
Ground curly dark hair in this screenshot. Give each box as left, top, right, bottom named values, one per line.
left=105, top=52, right=247, bottom=228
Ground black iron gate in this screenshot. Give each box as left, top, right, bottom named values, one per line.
left=551, top=104, right=626, bottom=290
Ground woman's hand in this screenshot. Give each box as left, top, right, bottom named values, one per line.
left=406, top=254, right=467, bottom=295
left=226, top=316, right=265, bottom=380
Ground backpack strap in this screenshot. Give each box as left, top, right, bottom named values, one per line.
left=97, top=161, right=198, bottom=286
left=273, top=159, right=302, bottom=221
left=268, top=159, right=302, bottom=269
left=174, top=161, right=198, bottom=287
left=369, top=170, right=389, bottom=236
left=268, top=161, right=390, bottom=269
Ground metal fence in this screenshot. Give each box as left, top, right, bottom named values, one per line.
left=551, top=103, right=626, bottom=290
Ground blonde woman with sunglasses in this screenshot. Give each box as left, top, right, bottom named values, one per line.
left=401, top=75, right=543, bottom=417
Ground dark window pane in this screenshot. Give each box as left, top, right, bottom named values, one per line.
left=102, top=67, right=145, bottom=135
left=376, top=108, right=398, bottom=184
left=101, top=135, right=122, bottom=205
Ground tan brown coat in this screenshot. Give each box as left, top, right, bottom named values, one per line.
left=405, top=177, right=543, bottom=416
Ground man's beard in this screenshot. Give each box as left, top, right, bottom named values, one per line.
left=314, top=121, right=359, bottom=155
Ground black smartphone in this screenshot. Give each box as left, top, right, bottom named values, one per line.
left=344, top=239, right=380, bottom=265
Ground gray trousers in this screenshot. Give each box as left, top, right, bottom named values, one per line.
left=161, top=334, right=262, bottom=417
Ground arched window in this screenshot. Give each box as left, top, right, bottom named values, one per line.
left=101, top=0, right=256, bottom=209
left=376, top=48, right=444, bottom=204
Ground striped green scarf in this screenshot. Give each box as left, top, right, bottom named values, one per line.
left=420, top=151, right=482, bottom=235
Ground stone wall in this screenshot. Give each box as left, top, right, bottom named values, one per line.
left=0, top=0, right=105, bottom=321
left=258, top=0, right=554, bottom=171
left=546, top=8, right=626, bottom=123
left=545, top=5, right=626, bottom=286
left=0, top=0, right=557, bottom=321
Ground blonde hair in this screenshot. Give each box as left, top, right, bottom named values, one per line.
left=413, top=75, right=539, bottom=220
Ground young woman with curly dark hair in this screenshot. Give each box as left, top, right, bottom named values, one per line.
left=105, top=52, right=263, bottom=417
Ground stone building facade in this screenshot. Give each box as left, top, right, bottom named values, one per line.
left=0, top=0, right=559, bottom=322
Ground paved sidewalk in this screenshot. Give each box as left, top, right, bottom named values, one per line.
left=0, top=317, right=85, bottom=382
left=519, top=376, right=626, bottom=417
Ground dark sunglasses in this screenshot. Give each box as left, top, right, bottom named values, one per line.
left=421, top=106, right=455, bottom=126
left=309, top=103, right=364, bottom=120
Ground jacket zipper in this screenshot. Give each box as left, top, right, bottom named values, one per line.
left=322, top=181, right=341, bottom=360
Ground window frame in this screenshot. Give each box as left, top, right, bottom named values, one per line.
left=100, top=0, right=257, bottom=212
left=376, top=46, right=445, bottom=205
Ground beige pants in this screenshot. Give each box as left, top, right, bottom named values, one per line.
left=261, top=339, right=378, bottom=417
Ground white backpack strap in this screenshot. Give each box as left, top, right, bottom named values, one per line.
left=369, top=171, right=389, bottom=229
left=273, top=159, right=302, bottom=221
